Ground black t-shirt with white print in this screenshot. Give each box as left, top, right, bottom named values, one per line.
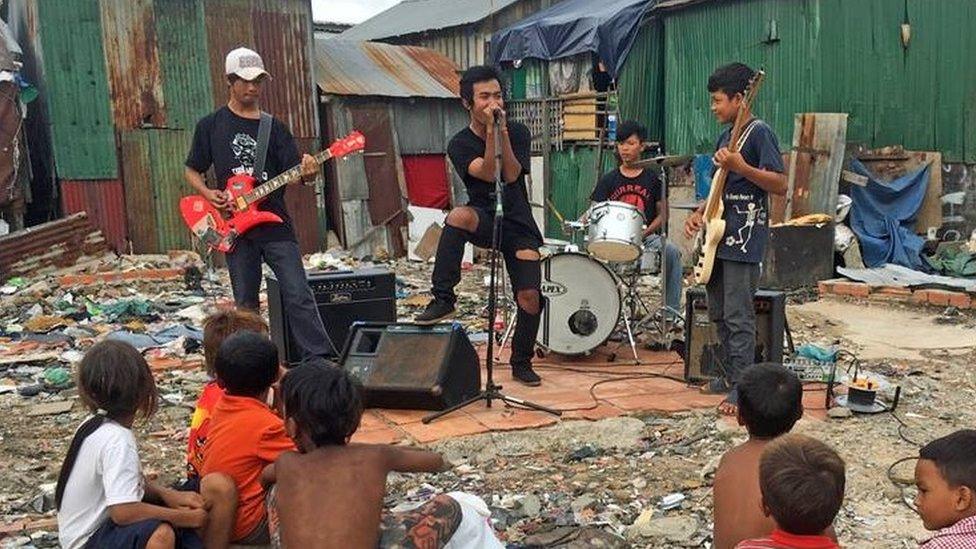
left=713, top=119, right=784, bottom=264
left=185, top=106, right=300, bottom=243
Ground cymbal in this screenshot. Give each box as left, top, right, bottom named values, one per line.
left=632, top=155, right=695, bottom=169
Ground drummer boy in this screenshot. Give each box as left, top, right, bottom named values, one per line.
left=591, top=120, right=683, bottom=316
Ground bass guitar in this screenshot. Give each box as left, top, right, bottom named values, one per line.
left=692, top=70, right=765, bottom=284
left=180, top=131, right=365, bottom=253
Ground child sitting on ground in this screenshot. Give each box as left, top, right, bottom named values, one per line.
left=270, top=363, right=503, bottom=548
left=201, top=331, right=295, bottom=545
left=56, top=340, right=236, bottom=549
left=736, top=433, right=845, bottom=549
left=915, top=429, right=976, bottom=548
left=713, top=363, right=804, bottom=548
left=185, top=308, right=268, bottom=482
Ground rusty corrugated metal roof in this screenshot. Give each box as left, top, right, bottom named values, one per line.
left=338, top=0, right=522, bottom=41
left=314, top=40, right=459, bottom=98
left=0, top=212, right=110, bottom=278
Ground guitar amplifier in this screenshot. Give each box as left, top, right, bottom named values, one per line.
left=339, top=323, right=481, bottom=410
left=267, top=269, right=397, bottom=366
left=683, top=287, right=786, bottom=382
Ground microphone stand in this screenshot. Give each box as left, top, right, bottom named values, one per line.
left=423, top=112, right=560, bottom=424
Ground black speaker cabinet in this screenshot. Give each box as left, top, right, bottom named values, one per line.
left=683, top=287, right=786, bottom=382
left=267, top=269, right=396, bottom=366
left=339, top=323, right=481, bottom=410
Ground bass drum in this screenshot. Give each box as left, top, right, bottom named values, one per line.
left=537, top=252, right=621, bottom=355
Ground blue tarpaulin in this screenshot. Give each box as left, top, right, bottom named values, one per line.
left=490, top=0, right=655, bottom=78
left=848, top=159, right=931, bottom=270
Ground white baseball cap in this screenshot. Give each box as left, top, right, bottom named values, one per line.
left=225, top=47, right=271, bottom=81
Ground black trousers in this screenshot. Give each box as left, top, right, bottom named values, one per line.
left=225, top=238, right=336, bottom=360
left=431, top=207, right=543, bottom=367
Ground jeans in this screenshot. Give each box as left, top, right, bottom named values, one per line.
left=225, top=238, right=336, bottom=360
left=705, top=258, right=760, bottom=386
left=641, top=234, right=683, bottom=314
left=430, top=208, right=543, bottom=367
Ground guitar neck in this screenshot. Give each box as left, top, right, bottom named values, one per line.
left=245, top=149, right=334, bottom=203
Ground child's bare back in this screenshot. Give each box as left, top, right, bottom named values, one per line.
left=713, top=440, right=774, bottom=549
left=274, top=443, right=444, bottom=549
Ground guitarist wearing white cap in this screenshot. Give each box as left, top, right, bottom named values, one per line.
left=184, top=47, right=336, bottom=361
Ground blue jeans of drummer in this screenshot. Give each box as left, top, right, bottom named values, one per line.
left=641, top=235, right=683, bottom=315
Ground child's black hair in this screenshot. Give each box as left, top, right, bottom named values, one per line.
left=615, top=120, right=646, bottom=144
left=920, top=429, right=976, bottom=491
left=281, top=363, right=362, bottom=448
left=460, top=64, right=503, bottom=106
left=707, top=62, right=756, bottom=98
left=737, top=362, right=803, bottom=439
left=214, top=330, right=279, bottom=397
left=56, top=340, right=158, bottom=509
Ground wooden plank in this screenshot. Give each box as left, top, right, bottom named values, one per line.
left=916, top=152, right=942, bottom=235
left=776, top=113, right=848, bottom=223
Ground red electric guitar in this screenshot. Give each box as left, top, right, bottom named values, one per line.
left=180, top=131, right=365, bottom=253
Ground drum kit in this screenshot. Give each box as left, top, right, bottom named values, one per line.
left=502, top=154, right=693, bottom=362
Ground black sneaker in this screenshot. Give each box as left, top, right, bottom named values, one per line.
left=414, top=299, right=456, bottom=325
left=512, top=363, right=542, bottom=386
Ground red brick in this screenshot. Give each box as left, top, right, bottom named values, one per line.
left=59, top=267, right=183, bottom=287
left=817, top=279, right=836, bottom=296
left=833, top=281, right=870, bottom=298
left=911, top=289, right=930, bottom=304
left=928, top=290, right=972, bottom=308
left=949, top=292, right=972, bottom=309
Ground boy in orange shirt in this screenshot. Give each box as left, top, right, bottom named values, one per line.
left=185, top=309, right=268, bottom=482
left=201, top=331, right=295, bottom=545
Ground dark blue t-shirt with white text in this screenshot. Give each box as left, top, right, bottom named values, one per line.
left=713, top=119, right=784, bottom=263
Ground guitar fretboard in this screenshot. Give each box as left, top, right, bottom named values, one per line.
left=243, top=149, right=334, bottom=204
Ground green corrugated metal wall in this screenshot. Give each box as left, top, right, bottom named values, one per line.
left=36, top=0, right=118, bottom=179
left=657, top=0, right=976, bottom=163
left=616, top=18, right=665, bottom=144
left=154, top=0, right=214, bottom=130
left=546, top=146, right=616, bottom=239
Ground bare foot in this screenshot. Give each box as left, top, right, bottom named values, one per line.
left=718, top=399, right=738, bottom=416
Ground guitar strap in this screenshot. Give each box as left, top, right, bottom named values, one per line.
left=734, top=118, right=760, bottom=153
left=253, top=111, right=273, bottom=182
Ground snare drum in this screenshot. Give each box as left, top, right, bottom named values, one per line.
left=587, top=201, right=645, bottom=263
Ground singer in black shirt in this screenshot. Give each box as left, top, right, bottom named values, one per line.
left=414, top=66, right=544, bottom=387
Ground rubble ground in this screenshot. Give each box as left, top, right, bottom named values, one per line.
left=2, top=252, right=974, bottom=548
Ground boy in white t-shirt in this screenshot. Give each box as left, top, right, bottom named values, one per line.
left=56, top=340, right=238, bottom=549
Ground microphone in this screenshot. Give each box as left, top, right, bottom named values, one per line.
left=491, top=107, right=503, bottom=122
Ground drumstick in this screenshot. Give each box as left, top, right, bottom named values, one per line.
left=545, top=197, right=566, bottom=224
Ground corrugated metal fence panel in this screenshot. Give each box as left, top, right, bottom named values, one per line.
left=393, top=99, right=447, bottom=154
left=905, top=0, right=976, bottom=163
left=617, top=18, right=664, bottom=143
left=36, top=0, right=117, bottom=179
left=120, top=130, right=159, bottom=253
left=288, top=137, right=324, bottom=254
left=203, top=0, right=255, bottom=109
left=546, top=146, right=615, bottom=239
left=660, top=0, right=976, bottom=162
left=148, top=129, right=194, bottom=251
left=154, top=0, right=214, bottom=130
left=818, top=0, right=903, bottom=152
left=663, top=0, right=823, bottom=155
left=100, top=0, right=166, bottom=130
left=60, top=179, right=128, bottom=251
left=121, top=129, right=192, bottom=252
left=252, top=0, right=318, bottom=139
